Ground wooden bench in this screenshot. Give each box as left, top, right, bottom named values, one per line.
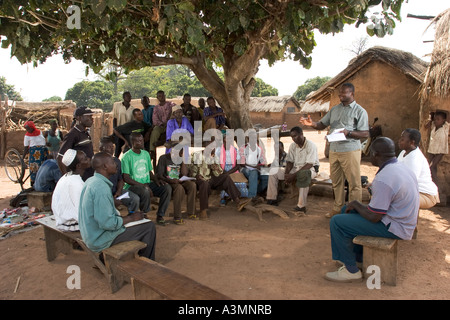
left=353, top=235, right=398, bottom=286
left=103, top=251, right=232, bottom=300
left=27, top=191, right=53, bottom=211
left=36, top=215, right=146, bottom=293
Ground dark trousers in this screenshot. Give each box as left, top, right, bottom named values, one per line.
left=196, top=173, right=241, bottom=211
left=111, top=221, right=156, bottom=260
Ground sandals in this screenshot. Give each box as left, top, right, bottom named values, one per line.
left=173, top=219, right=185, bottom=225
left=156, top=217, right=169, bottom=226
left=188, top=214, right=199, bottom=220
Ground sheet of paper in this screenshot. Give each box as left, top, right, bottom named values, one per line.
left=179, top=176, right=196, bottom=181
left=124, top=218, right=152, bottom=228
left=117, top=192, right=130, bottom=200
left=326, top=132, right=347, bottom=142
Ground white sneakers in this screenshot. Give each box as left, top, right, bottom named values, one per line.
left=325, top=265, right=362, bottom=283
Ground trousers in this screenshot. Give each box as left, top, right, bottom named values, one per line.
left=127, top=182, right=172, bottom=217
left=111, top=221, right=156, bottom=260
left=329, top=208, right=400, bottom=267
left=196, top=173, right=241, bottom=211
left=329, top=150, right=362, bottom=213
left=171, top=180, right=196, bottom=219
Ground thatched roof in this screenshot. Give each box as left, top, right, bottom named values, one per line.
left=300, top=91, right=330, bottom=113
left=421, top=8, right=450, bottom=100
left=305, top=46, right=429, bottom=105
left=249, top=95, right=301, bottom=112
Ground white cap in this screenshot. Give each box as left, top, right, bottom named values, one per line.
left=62, top=149, right=77, bottom=167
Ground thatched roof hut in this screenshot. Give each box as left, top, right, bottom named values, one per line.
left=305, top=46, right=429, bottom=105
left=418, top=8, right=450, bottom=206
left=421, top=8, right=450, bottom=100
left=248, top=95, right=301, bottom=112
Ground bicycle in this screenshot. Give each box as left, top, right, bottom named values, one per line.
left=4, top=147, right=30, bottom=191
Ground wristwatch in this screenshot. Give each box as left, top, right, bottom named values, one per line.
left=347, top=131, right=353, bottom=138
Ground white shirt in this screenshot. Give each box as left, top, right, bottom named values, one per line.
left=51, top=173, right=84, bottom=231
left=24, top=134, right=46, bottom=147
left=397, top=148, right=438, bottom=196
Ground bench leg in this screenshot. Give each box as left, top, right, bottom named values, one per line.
left=362, top=242, right=398, bottom=286
left=42, top=226, right=73, bottom=261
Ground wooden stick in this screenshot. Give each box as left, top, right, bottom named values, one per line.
left=14, top=276, right=21, bottom=293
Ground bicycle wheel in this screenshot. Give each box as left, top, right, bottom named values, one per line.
left=4, top=148, right=26, bottom=183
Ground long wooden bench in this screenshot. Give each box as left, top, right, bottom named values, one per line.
left=36, top=215, right=146, bottom=293
left=353, top=235, right=398, bottom=286
left=102, top=246, right=231, bottom=300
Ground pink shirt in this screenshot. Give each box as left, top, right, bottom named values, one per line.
left=152, top=101, right=176, bottom=127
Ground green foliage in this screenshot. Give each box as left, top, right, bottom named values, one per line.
left=42, top=95, right=62, bottom=102
left=0, top=0, right=405, bottom=71
left=294, top=76, right=331, bottom=101
left=0, top=76, right=23, bottom=101
left=252, top=78, right=278, bottom=97
left=65, top=80, right=116, bottom=111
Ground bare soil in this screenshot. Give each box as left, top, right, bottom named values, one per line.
left=0, top=130, right=449, bottom=300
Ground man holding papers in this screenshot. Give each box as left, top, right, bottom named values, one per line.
left=78, top=152, right=156, bottom=260
left=156, top=145, right=197, bottom=225
left=300, top=83, right=369, bottom=218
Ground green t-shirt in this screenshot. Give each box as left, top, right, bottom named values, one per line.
left=121, top=149, right=153, bottom=189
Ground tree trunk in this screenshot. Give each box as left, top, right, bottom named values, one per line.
left=188, top=45, right=267, bottom=131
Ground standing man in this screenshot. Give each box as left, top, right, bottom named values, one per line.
left=325, top=137, right=419, bottom=282
left=180, top=93, right=201, bottom=129
left=57, top=106, right=95, bottom=181
left=112, top=91, right=135, bottom=157
left=300, top=83, right=369, bottom=218
left=149, top=90, right=176, bottom=162
left=141, top=95, right=155, bottom=127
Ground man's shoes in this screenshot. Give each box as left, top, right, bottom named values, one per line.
left=293, top=206, right=307, bottom=213
left=251, top=196, right=264, bottom=205
left=325, top=266, right=362, bottom=283
left=156, top=216, right=169, bottom=226
left=267, top=200, right=278, bottom=206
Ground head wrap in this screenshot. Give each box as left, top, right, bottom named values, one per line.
left=172, top=105, right=182, bottom=113
left=62, top=149, right=77, bottom=167
left=24, top=121, right=41, bottom=137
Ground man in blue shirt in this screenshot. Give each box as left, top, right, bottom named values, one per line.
left=78, top=152, right=156, bottom=259
left=34, top=159, right=62, bottom=192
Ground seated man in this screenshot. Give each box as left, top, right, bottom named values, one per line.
left=121, top=132, right=172, bottom=226
left=51, top=149, right=91, bottom=231
left=203, top=96, right=227, bottom=131
left=33, top=158, right=62, bottom=192
left=241, top=130, right=268, bottom=205
left=397, top=128, right=439, bottom=209
left=190, top=143, right=248, bottom=220
left=98, top=136, right=140, bottom=214
left=326, top=137, right=419, bottom=282
left=113, top=108, right=152, bottom=153
left=156, top=144, right=196, bottom=224
left=78, top=152, right=156, bottom=260
left=269, top=127, right=319, bottom=212
left=265, top=140, right=287, bottom=206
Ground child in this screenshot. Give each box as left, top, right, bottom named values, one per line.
left=426, top=111, right=449, bottom=182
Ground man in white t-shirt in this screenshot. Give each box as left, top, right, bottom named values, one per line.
left=397, top=128, right=439, bottom=209
left=52, top=149, right=91, bottom=231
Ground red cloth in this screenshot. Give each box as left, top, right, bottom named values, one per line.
left=24, top=121, right=41, bottom=136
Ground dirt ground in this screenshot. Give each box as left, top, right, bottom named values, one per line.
left=0, top=129, right=449, bottom=300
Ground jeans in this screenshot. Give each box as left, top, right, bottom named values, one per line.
left=329, top=206, right=400, bottom=267
left=128, top=182, right=172, bottom=217
left=242, top=167, right=268, bottom=198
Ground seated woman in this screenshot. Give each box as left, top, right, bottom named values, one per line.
left=203, top=97, right=227, bottom=131
left=166, top=105, right=194, bottom=160
left=51, top=149, right=91, bottom=231
left=397, top=128, right=439, bottom=209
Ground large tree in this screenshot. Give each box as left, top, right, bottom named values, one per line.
left=0, top=0, right=403, bottom=129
